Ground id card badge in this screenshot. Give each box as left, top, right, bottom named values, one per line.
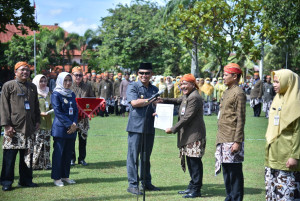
left=181, top=107, right=186, bottom=115
left=69, top=102, right=73, bottom=115
left=267, top=89, right=270, bottom=93
left=24, top=101, right=30, bottom=110
left=252, top=86, right=254, bottom=89
left=45, top=101, right=49, bottom=109
left=274, top=115, right=279, bottom=126
left=104, top=86, right=107, bottom=90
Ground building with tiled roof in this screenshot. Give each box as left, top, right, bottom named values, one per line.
left=0, top=24, right=89, bottom=73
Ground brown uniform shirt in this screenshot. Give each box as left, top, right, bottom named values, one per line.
left=71, top=81, right=95, bottom=98
left=98, top=80, right=113, bottom=99
left=217, top=85, right=246, bottom=144
left=0, top=79, right=40, bottom=147
left=113, top=79, right=121, bottom=97
left=164, top=89, right=206, bottom=148
left=93, top=82, right=101, bottom=98
left=250, top=80, right=263, bottom=99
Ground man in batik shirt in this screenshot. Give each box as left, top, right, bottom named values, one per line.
left=0, top=62, right=41, bottom=191
left=71, top=66, right=95, bottom=166
left=215, top=63, right=246, bottom=201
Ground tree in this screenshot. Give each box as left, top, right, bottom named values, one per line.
left=0, top=0, right=39, bottom=35
left=52, top=28, right=81, bottom=71
left=79, top=29, right=102, bottom=72
left=163, top=0, right=204, bottom=77
left=164, top=0, right=261, bottom=77
left=263, top=0, right=300, bottom=69
left=98, top=0, right=169, bottom=73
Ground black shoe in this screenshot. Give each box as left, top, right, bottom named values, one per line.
left=127, top=187, right=143, bottom=195
left=183, top=191, right=201, bottom=198
left=141, top=184, right=160, bottom=191
left=2, top=185, right=12, bottom=191
left=18, top=182, right=38, bottom=188
left=178, top=189, right=191, bottom=194
left=78, top=160, right=88, bottom=166
left=70, top=160, right=75, bottom=166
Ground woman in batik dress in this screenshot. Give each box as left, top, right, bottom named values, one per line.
left=265, top=69, right=300, bottom=200
left=32, top=74, right=52, bottom=170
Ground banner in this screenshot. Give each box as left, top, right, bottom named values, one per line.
left=75, top=98, right=106, bottom=120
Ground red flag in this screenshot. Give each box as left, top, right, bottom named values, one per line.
left=75, top=98, right=106, bottom=120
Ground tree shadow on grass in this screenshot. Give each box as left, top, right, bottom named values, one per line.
left=54, top=192, right=185, bottom=201
left=161, top=184, right=263, bottom=198
left=74, top=160, right=126, bottom=169
left=36, top=177, right=127, bottom=188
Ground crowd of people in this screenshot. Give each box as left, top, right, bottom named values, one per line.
left=0, top=61, right=299, bottom=201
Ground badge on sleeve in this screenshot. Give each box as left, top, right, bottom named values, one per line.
left=64, top=98, right=68, bottom=104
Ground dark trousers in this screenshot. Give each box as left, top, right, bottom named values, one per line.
left=127, top=132, right=154, bottom=188
left=186, top=156, right=203, bottom=192
left=51, top=137, right=75, bottom=180
left=1, top=149, right=33, bottom=186
left=253, top=103, right=261, bottom=117
left=114, top=99, right=120, bottom=115
left=71, top=132, right=86, bottom=162
left=222, top=163, right=244, bottom=201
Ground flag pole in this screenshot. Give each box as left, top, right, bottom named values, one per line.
left=34, top=0, right=37, bottom=76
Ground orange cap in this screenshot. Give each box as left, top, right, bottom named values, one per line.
left=15, top=61, right=29, bottom=70
left=181, top=74, right=199, bottom=89
left=118, top=73, right=122, bottom=76
left=72, top=66, right=83, bottom=73
left=224, top=63, right=242, bottom=74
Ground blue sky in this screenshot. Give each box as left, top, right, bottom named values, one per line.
left=33, top=0, right=166, bottom=35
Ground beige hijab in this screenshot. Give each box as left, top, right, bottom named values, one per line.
left=32, top=74, right=49, bottom=98
left=265, top=69, right=300, bottom=144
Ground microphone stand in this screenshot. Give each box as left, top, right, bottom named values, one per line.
left=137, top=98, right=156, bottom=201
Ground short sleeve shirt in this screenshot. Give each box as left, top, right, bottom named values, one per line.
left=126, top=80, right=158, bottom=134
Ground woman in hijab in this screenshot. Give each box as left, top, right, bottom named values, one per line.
left=163, top=74, right=206, bottom=198
left=201, top=78, right=214, bottom=115
left=51, top=72, right=78, bottom=187
left=265, top=69, right=300, bottom=200
left=32, top=74, right=52, bottom=170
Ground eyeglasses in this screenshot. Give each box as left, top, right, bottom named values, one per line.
left=73, top=74, right=83, bottom=77
left=138, top=72, right=151, bottom=75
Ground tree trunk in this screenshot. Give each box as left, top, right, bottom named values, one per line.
left=259, top=39, right=264, bottom=79
left=191, top=42, right=199, bottom=77
left=285, top=44, right=288, bottom=69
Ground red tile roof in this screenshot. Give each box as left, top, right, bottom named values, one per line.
left=0, top=24, right=64, bottom=43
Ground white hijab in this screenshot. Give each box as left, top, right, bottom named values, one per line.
left=32, top=74, right=49, bottom=98
left=53, top=72, right=73, bottom=97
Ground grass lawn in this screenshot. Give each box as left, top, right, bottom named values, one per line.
left=0, top=104, right=268, bottom=201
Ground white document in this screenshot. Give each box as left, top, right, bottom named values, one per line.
left=45, top=109, right=54, bottom=115
left=154, top=103, right=174, bottom=130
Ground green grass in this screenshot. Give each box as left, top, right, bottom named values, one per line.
left=0, top=104, right=267, bottom=200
